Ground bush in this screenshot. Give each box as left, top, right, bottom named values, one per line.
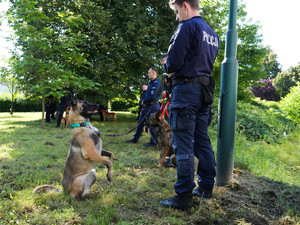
left=279, top=83, right=300, bottom=124
left=111, top=97, right=138, bottom=111
left=0, top=93, right=41, bottom=112
left=273, top=64, right=300, bottom=97
left=249, top=78, right=280, bottom=101
left=236, top=100, right=294, bottom=143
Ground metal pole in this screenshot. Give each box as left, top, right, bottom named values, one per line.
left=216, top=0, right=239, bottom=186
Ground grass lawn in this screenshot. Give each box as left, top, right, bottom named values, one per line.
left=0, top=111, right=299, bottom=224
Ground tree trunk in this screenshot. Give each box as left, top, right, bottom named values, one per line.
left=10, top=93, right=14, bottom=115
left=41, top=96, right=45, bottom=129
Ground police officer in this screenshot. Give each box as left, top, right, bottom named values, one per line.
left=45, top=95, right=57, bottom=123
left=137, top=84, right=148, bottom=120
left=159, top=0, right=219, bottom=210
left=126, top=67, right=162, bottom=147
left=56, top=82, right=74, bottom=128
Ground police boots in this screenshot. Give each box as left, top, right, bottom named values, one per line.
left=159, top=192, right=193, bottom=211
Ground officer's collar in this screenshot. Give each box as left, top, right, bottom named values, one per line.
left=150, top=77, right=158, bottom=82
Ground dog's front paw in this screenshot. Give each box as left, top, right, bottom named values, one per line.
left=156, top=163, right=163, bottom=168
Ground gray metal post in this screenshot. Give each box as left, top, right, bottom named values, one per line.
left=216, top=0, right=239, bottom=186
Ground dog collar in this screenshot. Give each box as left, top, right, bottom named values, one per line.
left=71, top=122, right=90, bottom=128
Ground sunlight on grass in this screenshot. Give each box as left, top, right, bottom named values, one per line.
left=0, top=145, right=14, bottom=159
left=0, top=112, right=41, bottom=121
left=234, top=128, right=300, bottom=186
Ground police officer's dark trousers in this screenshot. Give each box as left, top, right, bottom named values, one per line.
left=169, top=82, right=216, bottom=195
left=56, top=102, right=68, bottom=127
left=45, top=102, right=56, bottom=123
left=133, top=103, right=160, bottom=144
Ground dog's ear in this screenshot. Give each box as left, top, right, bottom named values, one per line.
left=156, top=110, right=163, bottom=118
left=70, top=96, right=78, bottom=107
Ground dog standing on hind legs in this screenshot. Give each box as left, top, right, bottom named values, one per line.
left=33, top=97, right=114, bottom=198
left=146, top=110, right=176, bottom=168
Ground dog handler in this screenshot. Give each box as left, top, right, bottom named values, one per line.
left=126, top=67, right=162, bottom=147
left=160, top=0, right=219, bottom=210
left=56, top=82, right=74, bottom=128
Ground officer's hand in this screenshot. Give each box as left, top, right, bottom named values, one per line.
left=168, top=73, right=175, bottom=78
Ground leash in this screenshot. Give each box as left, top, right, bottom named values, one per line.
left=70, top=104, right=155, bottom=137
left=160, top=92, right=167, bottom=110
left=71, top=82, right=162, bottom=137
left=71, top=122, right=135, bottom=137
left=97, top=82, right=162, bottom=137
left=71, top=121, right=139, bottom=137
left=161, top=102, right=170, bottom=119
left=99, top=104, right=157, bottom=137
left=160, top=92, right=170, bottom=119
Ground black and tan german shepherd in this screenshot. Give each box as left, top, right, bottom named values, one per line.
left=146, top=110, right=176, bottom=168
left=33, top=97, right=114, bottom=198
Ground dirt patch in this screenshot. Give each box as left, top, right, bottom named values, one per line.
left=190, top=169, right=300, bottom=224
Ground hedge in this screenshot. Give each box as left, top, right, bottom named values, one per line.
left=0, top=94, right=41, bottom=112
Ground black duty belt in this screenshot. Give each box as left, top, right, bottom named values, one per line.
left=147, top=101, right=159, bottom=106
left=172, top=76, right=211, bottom=87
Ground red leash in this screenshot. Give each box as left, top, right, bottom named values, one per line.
left=160, top=92, right=167, bottom=110
left=160, top=93, right=170, bottom=119
left=161, top=102, right=170, bottom=119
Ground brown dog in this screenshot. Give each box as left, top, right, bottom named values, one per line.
left=146, top=110, right=176, bottom=168
left=62, top=98, right=114, bottom=198
left=61, top=106, right=70, bottom=127
left=33, top=98, right=114, bottom=198
left=102, top=109, right=117, bottom=122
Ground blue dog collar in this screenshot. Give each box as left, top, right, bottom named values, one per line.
left=71, top=122, right=90, bottom=128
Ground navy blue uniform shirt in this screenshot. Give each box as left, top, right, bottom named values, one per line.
left=139, top=91, right=147, bottom=108
left=60, top=87, right=74, bottom=103
left=164, top=16, right=219, bottom=79
left=142, top=78, right=162, bottom=105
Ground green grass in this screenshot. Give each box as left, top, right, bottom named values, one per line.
left=0, top=110, right=299, bottom=224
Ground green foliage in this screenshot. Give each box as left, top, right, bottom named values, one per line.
left=200, top=0, right=269, bottom=100
left=6, top=0, right=177, bottom=103
left=7, top=0, right=100, bottom=100
left=111, top=97, right=138, bottom=112
left=273, top=63, right=300, bottom=97
left=279, top=83, right=300, bottom=124
left=263, top=46, right=282, bottom=79
left=236, top=99, right=294, bottom=143
left=0, top=93, right=41, bottom=112
left=234, top=127, right=300, bottom=185
left=0, top=67, right=21, bottom=114
left=6, top=0, right=272, bottom=104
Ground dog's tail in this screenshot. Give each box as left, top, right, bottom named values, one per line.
left=32, top=185, right=62, bottom=194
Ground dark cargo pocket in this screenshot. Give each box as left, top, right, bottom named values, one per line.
left=176, top=154, right=189, bottom=177
left=201, top=76, right=215, bottom=105
left=169, top=105, right=189, bottom=131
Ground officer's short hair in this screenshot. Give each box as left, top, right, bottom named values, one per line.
left=169, top=0, right=199, bottom=10
left=150, top=67, right=158, bottom=74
